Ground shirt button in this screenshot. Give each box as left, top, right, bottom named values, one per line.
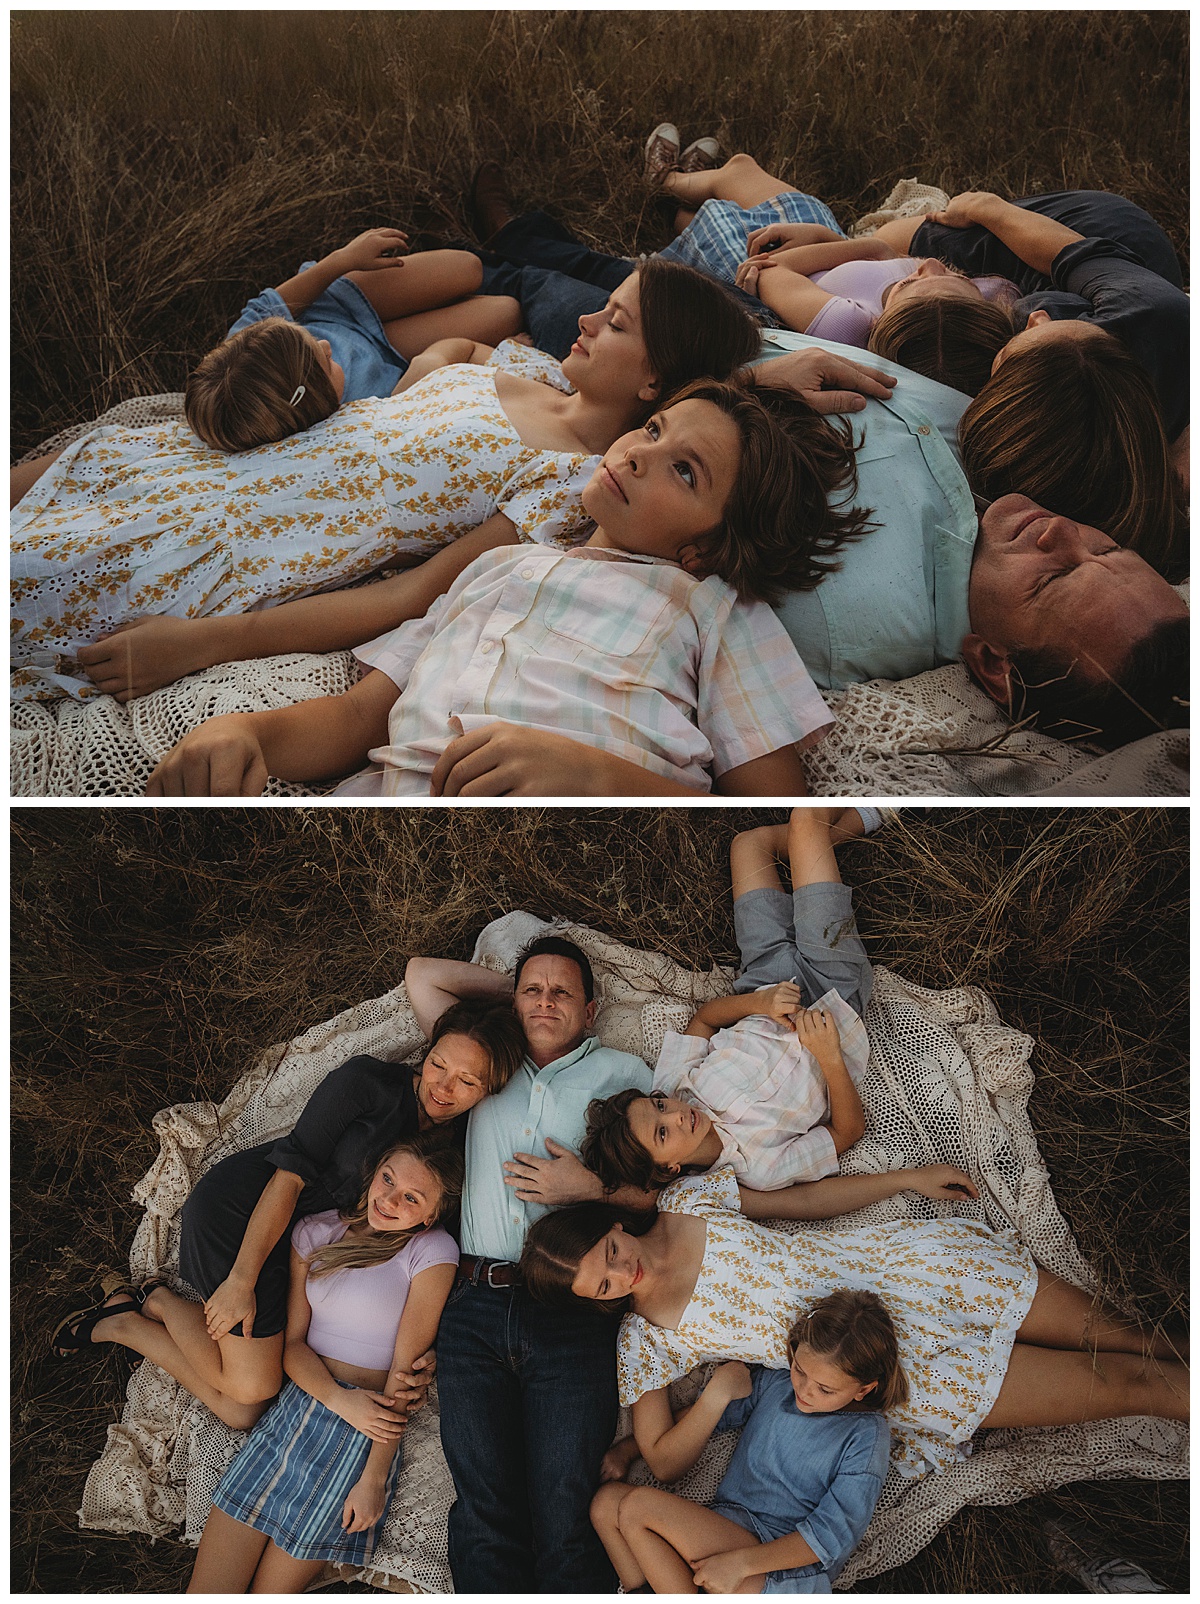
left=480, top=640, right=494, bottom=654
left=917, top=424, right=930, bottom=436
left=521, top=567, right=535, bottom=579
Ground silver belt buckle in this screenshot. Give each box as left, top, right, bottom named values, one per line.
left=485, top=1260, right=512, bottom=1287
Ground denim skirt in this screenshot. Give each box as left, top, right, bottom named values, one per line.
left=212, top=1379, right=402, bottom=1565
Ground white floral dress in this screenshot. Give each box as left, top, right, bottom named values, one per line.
left=617, top=1168, right=1039, bottom=1480
left=11, top=343, right=596, bottom=701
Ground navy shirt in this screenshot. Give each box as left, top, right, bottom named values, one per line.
left=714, top=1366, right=890, bottom=1589
left=911, top=191, right=1188, bottom=437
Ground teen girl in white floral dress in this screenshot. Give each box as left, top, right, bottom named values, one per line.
left=12, top=259, right=760, bottom=703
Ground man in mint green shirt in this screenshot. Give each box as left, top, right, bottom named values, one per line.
left=757, top=334, right=1187, bottom=747
left=405, top=936, right=651, bottom=1593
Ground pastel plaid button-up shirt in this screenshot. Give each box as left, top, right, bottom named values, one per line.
left=347, top=545, right=832, bottom=795
left=652, top=986, right=871, bottom=1190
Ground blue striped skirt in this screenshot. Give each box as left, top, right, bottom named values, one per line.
left=212, top=1378, right=403, bottom=1565
left=659, top=191, right=845, bottom=284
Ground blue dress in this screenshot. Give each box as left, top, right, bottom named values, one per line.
left=228, top=262, right=408, bottom=401
left=710, top=1367, right=890, bottom=1593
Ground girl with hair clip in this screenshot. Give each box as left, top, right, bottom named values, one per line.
left=143, top=378, right=871, bottom=797
left=186, top=1129, right=463, bottom=1593
left=11, top=259, right=766, bottom=706
left=592, top=1290, right=902, bottom=1594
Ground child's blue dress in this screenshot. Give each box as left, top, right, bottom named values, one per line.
left=710, top=1367, right=889, bottom=1593
left=229, top=262, right=408, bottom=401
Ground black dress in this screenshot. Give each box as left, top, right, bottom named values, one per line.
left=178, top=1055, right=441, bottom=1338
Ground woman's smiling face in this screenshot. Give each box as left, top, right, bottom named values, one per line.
left=583, top=397, right=740, bottom=564
left=416, top=1031, right=493, bottom=1121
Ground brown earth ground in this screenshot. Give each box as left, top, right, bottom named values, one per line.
left=11, top=806, right=1188, bottom=1592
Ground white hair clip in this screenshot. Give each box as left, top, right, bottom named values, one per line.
left=289, top=384, right=306, bottom=407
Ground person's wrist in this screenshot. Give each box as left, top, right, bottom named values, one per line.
left=971, top=193, right=1005, bottom=226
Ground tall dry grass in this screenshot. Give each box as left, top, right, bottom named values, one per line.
left=11, top=806, right=1188, bottom=1593
left=11, top=10, right=1188, bottom=455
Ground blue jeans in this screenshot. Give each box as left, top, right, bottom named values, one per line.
left=437, top=1275, right=620, bottom=1592
left=476, top=208, right=775, bottom=358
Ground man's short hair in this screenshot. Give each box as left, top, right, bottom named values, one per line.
left=513, top=936, right=596, bottom=1003
left=1008, top=615, right=1189, bottom=749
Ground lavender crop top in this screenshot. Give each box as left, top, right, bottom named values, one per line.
left=805, top=257, right=1017, bottom=347
left=293, top=1211, right=459, bottom=1371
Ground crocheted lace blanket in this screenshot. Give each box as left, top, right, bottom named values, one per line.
left=78, top=912, right=1187, bottom=1591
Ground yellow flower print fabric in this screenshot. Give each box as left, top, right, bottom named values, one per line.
left=12, top=349, right=596, bottom=702
left=616, top=1167, right=1039, bottom=1480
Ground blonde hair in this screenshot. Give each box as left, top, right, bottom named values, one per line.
left=306, top=1128, right=464, bottom=1279
left=185, top=316, right=340, bottom=452
left=787, top=1289, right=909, bottom=1411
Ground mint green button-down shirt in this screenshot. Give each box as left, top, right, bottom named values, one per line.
left=460, top=1034, right=652, bottom=1261
left=756, top=330, right=978, bottom=691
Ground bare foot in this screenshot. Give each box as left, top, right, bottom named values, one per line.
left=75, top=615, right=224, bottom=701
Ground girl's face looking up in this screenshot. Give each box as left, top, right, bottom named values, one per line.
left=417, top=1031, right=493, bottom=1122
left=366, top=1152, right=441, bottom=1233
left=628, top=1092, right=714, bottom=1170
left=561, top=272, right=660, bottom=412
left=583, top=398, right=740, bottom=564
left=788, top=1340, right=878, bottom=1413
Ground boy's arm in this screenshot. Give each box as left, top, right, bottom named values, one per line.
left=631, top=1362, right=753, bottom=1483
left=431, top=724, right=713, bottom=797
left=274, top=228, right=411, bottom=315
left=145, top=667, right=399, bottom=796
left=76, top=512, right=519, bottom=701
left=795, top=1007, right=865, bottom=1155
left=930, top=191, right=1083, bottom=277
left=403, top=956, right=514, bottom=1038
left=685, top=983, right=802, bottom=1039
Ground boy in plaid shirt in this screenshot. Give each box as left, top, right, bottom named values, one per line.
left=583, top=808, right=877, bottom=1193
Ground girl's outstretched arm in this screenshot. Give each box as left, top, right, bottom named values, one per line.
left=344, top=1258, right=458, bottom=1534
left=740, top=1163, right=978, bottom=1219
left=78, top=511, right=519, bottom=701
left=273, top=228, right=411, bottom=316
left=747, top=236, right=898, bottom=274
left=393, top=337, right=498, bottom=394
left=145, top=666, right=399, bottom=796
left=631, top=1362, right=752, bottom=1483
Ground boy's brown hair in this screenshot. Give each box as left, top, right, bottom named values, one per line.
left=582, top=1088, right=679, bottom=1193
left=867, top=298, right=1017, bottom=396
left=787, top=1288, right=909, bottom=1411
left=669, top=377, right=875, bottom=603
left=185, top=316, right=340, bottom=453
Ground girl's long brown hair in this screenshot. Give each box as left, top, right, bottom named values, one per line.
left=959, top=334, right=1184, bottom=579
left=306, top=1127, right=464, bottom=1278
left=867, top=298, right=1016, bottom=397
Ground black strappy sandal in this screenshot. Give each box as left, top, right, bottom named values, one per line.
left=50, top=1295, right=142, bottom=1359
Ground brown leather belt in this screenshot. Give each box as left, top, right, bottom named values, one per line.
left=458, top=1254, right=523, bottom=1288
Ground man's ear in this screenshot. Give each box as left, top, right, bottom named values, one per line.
left=960, top=632, right=1014, bottom=708
left=584, top=998, right=598, bottom=1030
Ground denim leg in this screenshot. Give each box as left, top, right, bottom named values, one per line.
left=487, top=209, right=634, bottom=291
left=521, top=1297, right=620, bottom=1592
left=504, top=267, right=615, bottom=360
left=437, top=1281, right=536, bottom=1592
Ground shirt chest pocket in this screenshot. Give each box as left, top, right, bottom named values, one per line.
left=540, top=566, right=674, bottom=659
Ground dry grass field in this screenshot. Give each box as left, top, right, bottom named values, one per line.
left=11, top=806, right=1188, bottom=1593
left=11, top=9, right=1188, bottom=456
